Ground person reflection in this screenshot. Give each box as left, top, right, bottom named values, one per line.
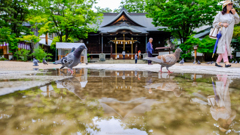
left=208, top=75, right=236, bottom=133
left=122, top=71, right=125, bottom=80
left=146, top=72, right=152, bottom=94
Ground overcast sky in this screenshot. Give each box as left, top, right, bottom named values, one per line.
left=93, top=0, right=123, bottom=11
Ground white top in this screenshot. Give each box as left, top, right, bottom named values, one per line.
left=226, top=13, right=232, bottom=22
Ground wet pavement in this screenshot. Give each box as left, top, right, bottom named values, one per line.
left=0, top=68, right=240, bottom=135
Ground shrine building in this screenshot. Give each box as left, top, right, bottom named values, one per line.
left=84, top=8, right=171, bottom=59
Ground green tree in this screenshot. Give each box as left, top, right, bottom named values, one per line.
left=18, top=34, right=41, bottom=52
left=29, top=0, right=102, bottom=42
left=95, top=6, right=113, bottom=13
left=120, top=0, right=146, bottom=13
left=51, top=35, right=74, bottom=50
left=179, top=35, right=216, bottom=60
left=145, top=0, right=221, bottom=44
left=0, top=0, right=35, bottom=57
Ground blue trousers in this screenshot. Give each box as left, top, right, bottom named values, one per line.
left=135, top=59, right=137, bottom=64
left=148, top=52, right=152, bottom=64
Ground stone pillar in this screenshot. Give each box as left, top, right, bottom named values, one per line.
left=84, top=49, right=88, bottom=64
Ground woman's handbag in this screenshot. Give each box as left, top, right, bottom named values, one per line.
left=209, top=26, right=223, bottom=39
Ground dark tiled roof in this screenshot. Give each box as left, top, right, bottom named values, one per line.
left=98, top=10, right=167, bottom=34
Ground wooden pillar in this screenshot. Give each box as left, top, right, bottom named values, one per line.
left=131, top=38, right=133, bottom=59
left=123, top=34, right=125, bottom=50
left=194, top=46, right=198, bottom=63
left=115, top=43, right=117, bottom=59
left=110, top=44, right=113, bottom=60
left=45, top=33, right=48, bottom=45
left=145, top=34, right=148, bottom=52
left=3, top=46, right=7, bottom=54
left=101, top=34, right=103, bottom=53
left=135, top=43, right=137, bottom=54
left=115, top=37, right=117, bottom=59
left=115, top=72, right=118, bottom=89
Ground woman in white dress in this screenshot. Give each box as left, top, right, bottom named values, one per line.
left=213, top=0, right=240, bottom=68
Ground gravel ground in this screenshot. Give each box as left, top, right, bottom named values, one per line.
left=1, top=61, right=240, bottom=75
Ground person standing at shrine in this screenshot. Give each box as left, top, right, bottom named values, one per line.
left=135, top=53, right=138, bottom=64
left=146, top=38, right=153, bottom=65
left=122, top=50, right=125, bottom=59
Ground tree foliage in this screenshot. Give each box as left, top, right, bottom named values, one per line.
left=145, top=0, right=221, bottom=43
left=0, top=0, right=35, bottom=55
left=95, top=7, right=113, bottom=13
left=120, top=0, right=146, bottom=13
left=31, top=47, right=53, bottom=62
left=179, top=35, right=216, bottom=59
left=29, top=0, right=102, bottom=42
left=51, top=35, right=74, bottom=50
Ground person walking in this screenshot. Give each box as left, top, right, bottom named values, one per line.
left=147, top=38, right=153, bottom=65
left=135, top=53, right=138, bottom=64
left=213, top=0, right=240, bottom=68
left=122, top=50, right=125, bottom=59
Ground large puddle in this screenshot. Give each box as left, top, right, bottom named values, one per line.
left=0, top=69, right=240, bottom=135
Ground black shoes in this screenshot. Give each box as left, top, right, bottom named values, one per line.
left=215, top=63, right=231, bottom=68
left=215, top=63, right=222, bottom=67
left=225, top=64, right=231, bottom=68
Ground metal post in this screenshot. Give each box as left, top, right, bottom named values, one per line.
left=101, top=34, right=103, bottom=53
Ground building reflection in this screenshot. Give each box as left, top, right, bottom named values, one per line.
left=207, top=75, right=236, bottom=133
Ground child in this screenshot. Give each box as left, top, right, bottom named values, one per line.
left=135, top=53, right=138, bottom=64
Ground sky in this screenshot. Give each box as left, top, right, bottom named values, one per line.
left=93, top=0, right=123, bottom=11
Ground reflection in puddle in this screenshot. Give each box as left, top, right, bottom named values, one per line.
left=0, top=69, right=240, bottom=134
left=208, top=75, right=236, bottom=133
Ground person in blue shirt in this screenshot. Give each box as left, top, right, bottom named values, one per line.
left=135, top=53, right=138, bottom=64
left=147, top=38, right=153, bottom=65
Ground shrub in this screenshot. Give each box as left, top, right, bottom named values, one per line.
left=0, top=57, right=7, bottom=61
left=15, top=49, right=31, bottom=61
left=31, top=47, right=52, bottom=62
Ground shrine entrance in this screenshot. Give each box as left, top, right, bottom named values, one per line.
left=110, top=34, right=137, bottom=59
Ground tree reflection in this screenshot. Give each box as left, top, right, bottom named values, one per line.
left=0, top=82, right=103, bottom=135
